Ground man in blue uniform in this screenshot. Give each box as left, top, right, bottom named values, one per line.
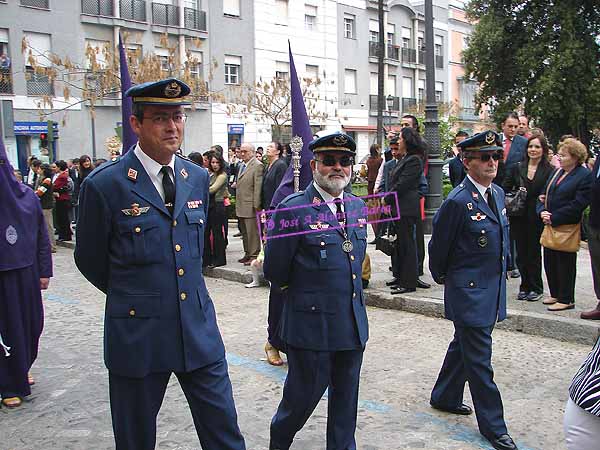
left=264, top=133, right=369, bottom=450
left=74, top=78, right=245, bottom=450
left=428, top=131, right=518, bottom=450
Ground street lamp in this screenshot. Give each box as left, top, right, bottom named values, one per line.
left=386, top=94, right=395, bottom=130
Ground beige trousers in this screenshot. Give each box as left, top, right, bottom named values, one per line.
left=42, top=208, right=56, bottom=251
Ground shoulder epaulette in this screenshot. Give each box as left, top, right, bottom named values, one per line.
left=87, top=158, right=120, bottom=178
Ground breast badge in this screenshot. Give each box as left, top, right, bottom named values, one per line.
left=127, top=168, right=138, bottom=181
left=122, top=203, right=150, bottom=216
left=470, top=213, right=487, bottom=221
left=477, top=235, right=488, bottom=248
left=466, top=202, right=473, bottom=211
left=187, top=200, right=201, bottom=209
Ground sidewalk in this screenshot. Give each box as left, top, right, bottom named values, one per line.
left=59, top=220, right=600, bottom=345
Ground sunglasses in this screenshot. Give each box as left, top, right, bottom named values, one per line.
left=315, top=155, right=354, bottom=167
left=467, top=152, right=503, bottom=162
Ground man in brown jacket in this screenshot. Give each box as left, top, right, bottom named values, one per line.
left=235, top=143, right=263, bottom=264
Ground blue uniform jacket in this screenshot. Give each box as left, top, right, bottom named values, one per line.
left=428, top=178, right=510, bottom=328
left=263, top=183, right=369, bottom=351
left=74, top=150, right=225, bottom=377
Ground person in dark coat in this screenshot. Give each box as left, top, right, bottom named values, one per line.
left=537, top=138, right=592, bottom=311
left=261, top=141, right=288, bottom=210
left=386, top=128, right=425, bottom=294
left=581, top=151, right=600, bottom=320
left=449, top=130, right=469, bottom=188
left=74, top=79, right=245, bottom=450
left=502, top=135, right=554, bottom=301
left=52, top=160, right=72, bottom=241
left=0, top=135, right=52, bottom=408
left=429, top=131, right=518, bottom=450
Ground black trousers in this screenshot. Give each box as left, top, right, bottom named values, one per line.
left=391, top=216, right=418, bottom=289
left=588, top=226, right=600, bottom=301
left=416, top=216, right=425, bottom=276
left=55, top=199, right=72, bottom=240
left=510, top=216, right=544, bottom=293
left=204, top=202, right=227, bottom=266
left=543, top=246, right=577, bottom=304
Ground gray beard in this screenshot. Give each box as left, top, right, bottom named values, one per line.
left=313, top=169, right=350, bottom=195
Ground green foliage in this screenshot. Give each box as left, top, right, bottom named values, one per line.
left=413, top=113, right=459, bottom=159
left=464, top=0, right=600, bottom=145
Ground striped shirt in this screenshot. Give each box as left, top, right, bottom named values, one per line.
left=569, top=335, right=600, bottom=416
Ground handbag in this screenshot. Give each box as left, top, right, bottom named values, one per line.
left=504, top=165, right=527, bottom=216
left=539, top=170, right=581, bottom=252
left=375, top=221, right=397, bottom=257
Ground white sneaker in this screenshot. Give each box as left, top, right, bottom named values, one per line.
left=245, top=282, right=260, bottom=288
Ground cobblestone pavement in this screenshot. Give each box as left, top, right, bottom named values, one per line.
left=1, top=248, right=592, bottom=449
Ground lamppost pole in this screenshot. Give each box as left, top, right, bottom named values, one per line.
left=423, top=0, right=443, bottom=233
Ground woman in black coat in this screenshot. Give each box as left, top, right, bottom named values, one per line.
left=536, top=138, right=592, bottom=311
left=503, top=135, right=554, bottom=301
left=386, top=127, right=425, bottom=294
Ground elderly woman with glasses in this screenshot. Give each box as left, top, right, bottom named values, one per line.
left=537, top=138, right=592, bottom=311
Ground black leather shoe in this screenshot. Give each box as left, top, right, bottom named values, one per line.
left=368, top=239, right=377, bottom=245
left=391, top=287, right=416, bottom=294
left=517, top=291, right=528, bottom=301
left=416, top=279, right=431, bottom=289
left=386, top=278, right=400, bottom=286
left=526, top=291, right=543, bottom=302
left=430, top=402, right=473, bottom=415
left=487, top=434, right=518, bottom=450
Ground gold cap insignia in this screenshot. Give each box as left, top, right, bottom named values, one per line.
left=333, top=134, right=348, bottom=146
left=485, top=132, right=496, bottom=145
left=165, top=82, right=182, bottom=98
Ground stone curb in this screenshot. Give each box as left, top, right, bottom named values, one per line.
left=56, top=240, right=75, bottom=250
left=204, top=266, right=600, bottom=346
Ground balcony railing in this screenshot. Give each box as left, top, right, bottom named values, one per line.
left=401, top=48, right=417, bottom=64
left=435, top=55, right=444, bottom=68
left=21, top=0, right=49, bottom=8
left=152, top=2, right=178, bottom=26
left=0, top=68, right=13, bottom=94
left=387, top=45, right=399, bottom=60
left=402, top=97, right=417, bottom=112
left=26, top=70, right=54, bottom=96
left=81, top=0, right=114, bottom=16
left=369, top=41, right=380, bottom=58
left=418, top=50, right=425, bottom=64
left=184, top=7, right=206, bottom=31
left=369, top=95, right=400, bottom=112
left=120, top=0, right=146, bottom=21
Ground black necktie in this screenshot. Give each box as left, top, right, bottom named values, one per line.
left=161, top=166, right=176, bottom=215
left=486, top=188, right=498, bottom=219
left=334, top=198, right=345, bottom=229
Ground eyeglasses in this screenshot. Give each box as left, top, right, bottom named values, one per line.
left=315, top=155, right=354, bottom=167
left=142, top=113, right=187, bottom=125
left=467, top=152, right=503, bottom=162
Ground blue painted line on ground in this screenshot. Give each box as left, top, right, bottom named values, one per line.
left=44, top=294, right=79, bottom=305
left=227, top=353, right=537, bottom=450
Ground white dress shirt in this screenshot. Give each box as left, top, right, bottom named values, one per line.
left=134, top=144, right=175, bottom=202
left=466, top=174, right=493, bottom=203
left=313, top=181, right=345, bottom=216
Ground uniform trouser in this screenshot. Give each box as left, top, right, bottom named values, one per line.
left=391, top=217, right=418, bottom=289
left=587, top=226, right=600, bottom=300
left=416, top=216, right=425, bottom=276
left=109, top=358, right=246, bottom=450
left=510, top=216, right=544, bottom=294
left=239, top=217, right=260, bottom=258
left=270, top=347, right=364, bottom=450
left=430, top=324, right=507, bottom=440
left=543, top=247, right=577, bottom=304
left=42, top=208, right=56, bottom=251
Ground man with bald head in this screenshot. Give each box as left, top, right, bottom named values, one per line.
left=235, top=143, right=263, bottom=264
